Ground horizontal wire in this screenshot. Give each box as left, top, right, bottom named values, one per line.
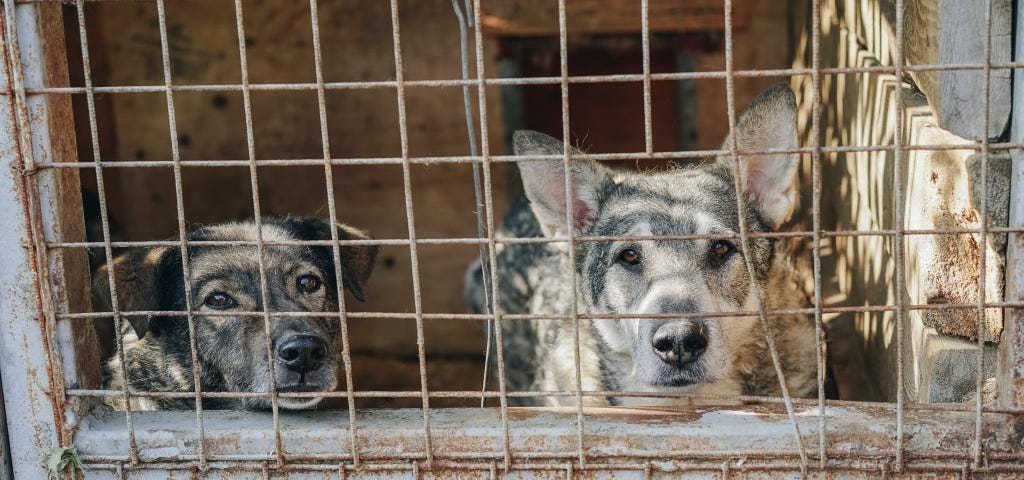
left=7, top=61, right=1024, bottom=97
left=57, top=300, right=1023, bottom=322
left=25, top=141, right=1024, bottom=170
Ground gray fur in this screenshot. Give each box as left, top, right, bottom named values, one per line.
left=466, top=84, right=819, bottom=406
left=97, top=217, right=378, bottom=410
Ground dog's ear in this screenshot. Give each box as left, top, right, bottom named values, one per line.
left=513, top=130, right=611, bottom=237
left=716, top=83, right=800, bottom=228
left=288, top=217, right=379, bottom=302
left=93, top=246, right=183, bottom=338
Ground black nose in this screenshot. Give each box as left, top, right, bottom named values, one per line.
left=652, top=324, right=708, bottom=367
left=276, top=335, right=327, bottom=373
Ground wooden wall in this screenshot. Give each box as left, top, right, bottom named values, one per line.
left=69, top=0, right=796, bottom=405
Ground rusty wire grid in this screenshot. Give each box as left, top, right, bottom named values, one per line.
left=0, top=0, right=1021, bottom=477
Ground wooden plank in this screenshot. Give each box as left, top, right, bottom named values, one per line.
left=481, top=0, right=749, bottom=36
left=898, top=0, right=1012, bottom=140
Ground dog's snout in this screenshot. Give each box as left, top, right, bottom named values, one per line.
left=652, top=323, right=708, bottom=367
left=276, top=335, right=327, bottom=373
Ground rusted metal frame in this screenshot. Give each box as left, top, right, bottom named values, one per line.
left=721, top=0, right=808, bottom=470
left=230, top=0, right=285, bottom=467
left=387, top=0, right=435, bottom=465
left=153, top=0, right=208, bottom=470
left=6, top=61, right=1024, bottom=96
left=71, top=0, right=142, bottom=464
left=69, top=407, right=1024, bottom=474
left=999, top=0, right=1024, bottom=411
left=555, top=0, right=588, bottom=467
left=892, top=0, right=908, bottom=471
left=24, top=141, right=1024, bottom=170
left=810, top=0, right=826, bottom=469
left=307, top=0, right=361, bottom=466
left=0, top=3, right=74, bottom=477
left=468, top=0, right=514, bottom=469
left=973, top=0, right=995, bottom=468
left=66, top=460, right=1024, bottom=476
left=448, top=0, right=493, bottom=410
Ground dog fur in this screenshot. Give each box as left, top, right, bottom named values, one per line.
left=466, top=84, right=821, bottom=406
left=96, top=217, right=378, bottom=410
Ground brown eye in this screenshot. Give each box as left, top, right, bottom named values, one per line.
left=617, top=248, right=641, bottom=266
left=297, top=274, right=322, bottom=293
left=204, top=292, right=236, bottom=310
left=710, top=240, right=735, bottom=258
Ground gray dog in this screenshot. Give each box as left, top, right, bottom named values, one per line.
left=96, top=217, right=378, bottom=410
left=466, top=84, right=821, bottom=406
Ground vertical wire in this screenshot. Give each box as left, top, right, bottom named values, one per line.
left=556, top=0, right=588, bottom=467
left=448, top=0, right=494, bottom=408
left=640, top=0, right=652, bottom=156
left=892, top=0, right=907, bottom=470
left=154, top=0, right=207, bottom=470
left=307, top=0, right=360, bottom=466
left=973, top=0, right=993, bottom=468
left=231, top=0, right=285, bottom=466
left=810, top=0, right=827, bottom=469
left=73, top=0, right=139, bottom=464
left=387, top=0, right=434, bottom=465
left=721, top=0, right=809, bottom=469
left=469, top=0, right=514, bottom=470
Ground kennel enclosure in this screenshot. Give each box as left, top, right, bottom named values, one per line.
left=1, top=0, right=1024, bottom=478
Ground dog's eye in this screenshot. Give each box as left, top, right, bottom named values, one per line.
left=710, top=240, right=735, bottom=259
left=297, top=274, right=322, bottom=293
left=204, top=292, right=236, bottom=310
left=617, top=248, right=641, bottom=266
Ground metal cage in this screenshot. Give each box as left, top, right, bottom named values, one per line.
left=1, top=0, right=1022, bottom=478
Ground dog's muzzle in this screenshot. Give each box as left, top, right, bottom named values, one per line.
left=651, top=322, right=708, bottom=369
left=276, top=335, right=327, bottom=374
left=273, top=334, right=335, bottom=409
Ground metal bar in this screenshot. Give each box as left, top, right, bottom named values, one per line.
left=0, top=2, right=71, bottom=476
left=640, top=0, right=652, bottom=156
left=153, top=0, right=207, bottom=469
left=24, top=141, right=1024, bottom=170
left=972, top=0, right=994, bottom=468
left=38, top=226, right=1024, bottom=250
left=555, top=0, right=587, bottom=467
left=230, top=0, right=284, bottom=466
left=4, top=61, right=1024, bottom=97
left=307, top=0, right=360, bottom=466
left=893, top=0, right=907, bottom=470
left=721, top=0, right=807, bottom=469
left=72, top=0, right=141, bottom=464
left=469, top=0, right=513, bottom=470
left=387, top=0, right=434, bottom=464
left=810, top=0, right=826, bottom=470
left=52, top=299, right=1024, bottom=322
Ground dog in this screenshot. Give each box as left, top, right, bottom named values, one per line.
left=95, top=217, right=378, bottom=410
left=466, top=84, right=823, bottom=406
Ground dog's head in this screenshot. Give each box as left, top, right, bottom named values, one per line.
left=514, top=84, right=798, bottom=391
left=99, top=217, right=378, bottom=409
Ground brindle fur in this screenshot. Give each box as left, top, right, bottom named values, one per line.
left=97, top=217, right=378, bottom=410
left=466, top=84, right=824, bottom=406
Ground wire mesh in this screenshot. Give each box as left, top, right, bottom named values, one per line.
left=0, top=0, right=1020, bottom=477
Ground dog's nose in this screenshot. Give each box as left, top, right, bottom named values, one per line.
left=652, top=323, right=708, bottom=367
left=276, top=335, right=327, bottom=373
